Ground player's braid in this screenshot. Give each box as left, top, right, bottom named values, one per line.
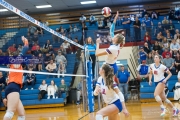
left=116, top=34, right=125, bottom=44
left=103, top=64, right=114, bottom=89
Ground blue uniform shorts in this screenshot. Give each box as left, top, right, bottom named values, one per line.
left=109, top=63, right=118, bottom=75
left=5, top=82, right=21, bottom=98
left=110, top=99, right=123, bottom=112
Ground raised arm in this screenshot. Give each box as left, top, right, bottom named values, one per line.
left=95, top=38, right=108, bottom=56
left=110, top=11, right=119, bottom=38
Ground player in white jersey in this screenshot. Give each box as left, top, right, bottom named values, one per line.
left=94, top=64, right=129, bottom=120
left=96, top=11, right=125, bottom=75
left=149, top=55, right=179, bottom=117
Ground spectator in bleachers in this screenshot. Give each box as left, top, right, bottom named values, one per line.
left=142, top=9, right=148, bottom=18
left=170, top=39, right=180, bottom=55
left=151, top=10, right=158, bottom=19
left=89, top=14, right=96, bottom=26
left=44, top=53, right=51, bottom=67
left=85, top=37, right=96, bottom=77
left=27, top=63, right=36, bottom=71
left=24, top=68, right=36, bottom=90
left=48, top=45, right=55, bottom=60
left=31, top=43, right=40, bottom=52
left=174, top=71, right=180, bottom=100
left=162, top=48, right=172, bottom=59
left=174, top=29, right=179, bottom=40
left=162, top=16, right=169, bottom=24
left=143, top=42, right=151, bottom=54
left=175, top=52, right=180, bottom=72
left=52, top=28, right=60, bottom=43
left=144, top=32, right=151, bottom=47
left=37, top=53, right=43, bottom=71
left=47, top=80, right=58, bottom=99
left=17, top=44, right=22, bottom=53
left=32, top=32, right=39, bottom=44
left=163, top=53, right=175, bottom=73
left=57, top=61, right=66, bottom=78
left=166, top=32, right=173, bottom=42
left=55, top=51, right=67, bottom=66
left=8, top=44, right=16, bottom=54
left=137, top=60, right=149, bottom=81
left=36, top=26, right=43, bottom=35
left=162, top=38, right=170, bottom=51
left=56, top=79, right=67, bottom=99
left=138, top=47, right=147, bottom=63
left=154, top=22, right=163, bottom=36
left=41, top=40, right=50, bottom=53
left=0, top=72, right=6, bottom=91
left=71, top=38, right=79, bottom=54
left=168, top=20, right=175, bottom=36
left=105, top=19, right=111, bottom=29
left=146, top=52, right=154, bottom=65
left=97, top=18, right=104, bottom=29
left=133, top=17, right=141, bottom=41
left=176, top=33, right=180, bottom=44
left=122, top=15, right=131, bottom=38
left=79, top=14, right=86, bottom=25
left=152, top=41, right=162, bottom=55
left=175, top=8, right=180, bottom=23
left=169, top=9, right=175, bottom=20
left=156, top=32, right=164, bottom=43
left=116, top=15, right=121, bottom=26
left=76, top=79, right=82, bottom=105
left=46, top=60, right=57, bottom=78
left=117, top=64, right=130, bottom=102
left=28, top=24, right=37, bottom=36
left=33, top=46, right=41, bottom=57
left=73, top=24, right=79, bottom=32
left=67, top=25, right=73, bottom=33
left=62, top=41, right=72, bottom=54
left=38, top=80, right=47, bottom=100
left=58, top=45, right=66, bottom=56
left=144, top=15, right=153, bottom=36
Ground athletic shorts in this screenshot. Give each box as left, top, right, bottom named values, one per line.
left=155, top=78, right=166, bottom=87
left=5, top=82, right=21, bottom=98
left=108, top=63, right=118, bottom=75
left=110, top=99, right=123, bottom=112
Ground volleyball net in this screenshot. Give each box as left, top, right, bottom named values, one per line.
left=0, top=0, right=94, bottom=112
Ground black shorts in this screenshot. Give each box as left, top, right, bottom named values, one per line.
left=5, top=82, right=21, bottom=98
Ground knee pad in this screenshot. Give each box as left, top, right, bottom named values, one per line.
left=4, top=111, right=14, bottom=119
left=155, top=95, right=161, bottom=102
left=164, top=99, right=171, bottom=104
left=17, top=116, right=25, bottom=120
left=95, top=114, right=103, bottom=120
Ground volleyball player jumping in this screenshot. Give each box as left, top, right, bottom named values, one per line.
left=149, top=55, right=179, bottom=117
left=3, top=36, right=29, bottom=120
left=94, top=64, right=129, bottom=120
left=96, top=11, right=125, bottom=75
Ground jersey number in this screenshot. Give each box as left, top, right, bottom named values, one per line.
left=114, top=50, right=120, bottom=60
left=154, top=70, right=158, bottom=75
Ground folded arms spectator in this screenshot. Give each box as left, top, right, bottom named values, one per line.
left=24, top=68, right=36, bottom=90
left=137, top=60, right=149, bottom=81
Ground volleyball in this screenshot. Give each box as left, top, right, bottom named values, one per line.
left=102, top=7, right=111, bottom=17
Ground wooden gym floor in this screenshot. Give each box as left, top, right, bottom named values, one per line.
left=1, top=101, right=180, bottom=120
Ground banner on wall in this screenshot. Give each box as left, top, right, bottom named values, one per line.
left=95, top=29, right=126, bottom=45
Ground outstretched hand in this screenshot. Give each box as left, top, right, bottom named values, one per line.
left=96, top=38, right=101, bottom=44
left=123, top=108, right=130, bottom=117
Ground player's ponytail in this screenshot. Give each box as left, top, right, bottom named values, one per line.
left=102, top=64, right=114, bottom=89
left=116, top=34, right=125, bottom=45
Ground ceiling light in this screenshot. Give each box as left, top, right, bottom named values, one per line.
left=36, top=5, right=52, bottom=8
left=81, top=1, right=96, bottom=4
left=0, top=9, right=8, bottom=12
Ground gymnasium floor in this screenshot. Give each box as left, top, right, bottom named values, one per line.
left=0, top=102, right=180, bottom=120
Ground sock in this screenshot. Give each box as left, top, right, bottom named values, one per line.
left=160, top=105, right=165, bottom=111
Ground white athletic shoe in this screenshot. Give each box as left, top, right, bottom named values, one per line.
left=56, top=97, right=58, bottom=99
left=53, top=96, right=55, bottom=99
left=47, top=96, right=50, bottom=99
left=31, top=88, right=33, bottom=90
left=25, top=88, right=28, bottom=90
left=173, top=108, right=179, bottom=117
left=160, top=108, right=166, bottom=117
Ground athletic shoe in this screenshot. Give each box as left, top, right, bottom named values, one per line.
left=56, top=97, right=58, bottom=99
left=31, top=88, right=33, bottom=90
left=173, top=108, right=179, bottom=117
left=160, top=108, right=166, bottom=117
left=53, top=96, right=55, bottom=99
left=47, top=96, right=50, bottom=99
left=25, top=88, right=28, bottom=90
left=76, top=101, right=80, bottom=105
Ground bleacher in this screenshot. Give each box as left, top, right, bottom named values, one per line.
left=0, top=54, right=76, bottom=109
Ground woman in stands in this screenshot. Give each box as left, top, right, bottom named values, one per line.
left=94, top=64, right=129, bottom=120
left=96, top=11, right=125, bottom=75
left=149, top=55, right=179, bottom=117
